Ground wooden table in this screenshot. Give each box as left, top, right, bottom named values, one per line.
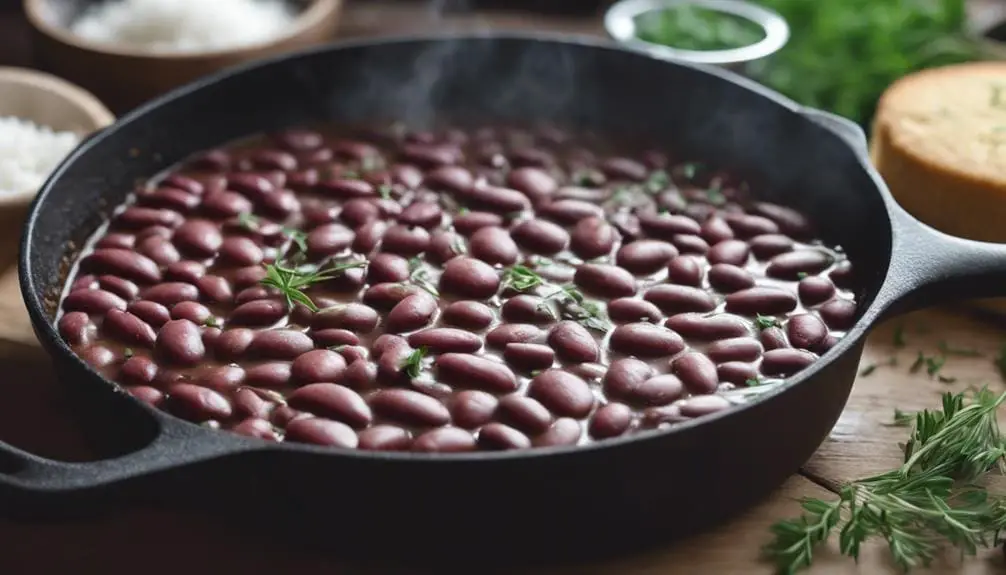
left=2, top=2, right=1006, bottom=574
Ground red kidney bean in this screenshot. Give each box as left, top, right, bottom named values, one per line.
left=247, top=329, right=314, bottom=360
left=165, top=383, right=232, bottom=422
left=339, top=199, right=380, bottom=228
left=501, top=343, right=553, bottom=371
left=190, top=365, right=243, bottom=394
left=499, top=295, right=550, bottom=324
left=724, top=213, right=779, bottom=238
left=671, top=234, right=710, bottom=255
left=442, top=301, right=494, bottom=330
left=273, top=129, right=323, bottom=151
left=707, top=240, right=750, bottom=266
left=311, top=329, right=361, bottom=348
left=426, top=231, right=465, bottom=265
left=644, top=285, right=716, bottom=314
left=335, top=359, right=378, bottom=391
left=507, top=167, right=557, bottom=202
left=819, top=298, right=856, bottom=330
left=233, top=388, right=274, bottom=419
left=496, top=395, right=553, bottom=434
left=602, top=358, right=652, bottom=398
left=58, top=311, right=96, bottom=345
left=98, top=276, right=139, bottom=300
left=425, top=165, right=473, bottom=192
left=409, top=328, right=482, bottom=354
left=671, top=352, right=719, bottom=395
left=717, top=362, right=759, bottom=385
left=815, top=334, right=839, bottom=354
left=664, top=313, right=748, bottom=340
left=203, top=191, right=253, bottom=217
left=453, top=211, right=503, bottom=236
left=533, top=418, right=581, bottom=447
left=616, top=240, right=678, bottom=275
left=478, top=423, right=531, bottom=450
left=725, top=287, right=798, bottom=315
left=318, top=178, right=375, bottom=199
left=460, top=185, right=531, bottom=214
left=830, top=261, right=854, bottom=288
left=370, top=388, right=451, bottom=427
left=766, top=250, right=833, bottom=280
left=607, top=298, right=662, bottom=324
left=285, top=417, right=358, bottom=448
left=798, top=276, right=836, bottom=307
left=189, top=149, right=231, bottom=171
left=231, top=266, right=267, bottom=288
left=212, top=329, right=254, bottom=362
left=486, top=323, right=545, bottom=348
left=270, top=405, right=306, bottom=427
left=63, top=289, right=127, bottom=315
left=436, top=353, right=519, bottom=393
left=80, top=249, right=161, bottom=284
left=137, top=226, right=172, bottom=241
left=164, top=261, right=206, bottom=284
left=700, top=217, right=735, bottom=245
left=760, top=327, right=789, bottom=350
left=362, top=283, right=422, bottom=311
left=96, top=234, right=135, bottom=250
left=609, top=323, right=684, bottom=357
left=103, top=309, right=156, bottom=347
left=137, top=236, right=181, bottom=266
left=384, top=293, right=437, bottom=334
left=171, top=302, right=211, bottom=324
left=749, top=233, right=794, bottom=260
left=402, top=143, right=462, bottom=167
left=666, top=255, right=703, bottom=286
left=79, top=345, right=117, bottom=368
left=589, top=403, right=633, bottom=438
left=228, top=173, right=276, bottom=198
left=510, top=219, right=570, bottom=255
left=229, top=299, right=287, bottom=326
left=707, top=264, right=756, bottom=293
left=139, top=187, right=200, bottom=212
left=120, top=356, right=158, bottom=385
left=127, top=300, right=171, bottom=328
left=548, top=321, right=599, bottom=363
left=468, top=226, right=519, bottom=266
left=538, top=199, right=604, bottom=224
left=155, top=319, right=205, bottom=366
left=162, top=174, right=205, bottom=195
left=571, top=217, right=618, bottom=259
left=439, top=257, right=500, bottom=299
left=173, top=219, right=222, bottom=258
left=786, top=314, right=828, bottom=350
left=357, top=425, right=411, bottom=451
left=288, top=383, right=371, bottom=428
left=70, top=274, right=99, bottom=291
left=399, top=201, right=443, bottom=228
left=678, top=395, right=731, bottom=418
left=378, top=225, right=429, bottom=256
left=707, top=337, right=763, bottom=363
left=251, top=150, right=298, bottom=171
left=449, top=390, right=498, bottom=429
left=528, top=369, right=595, bottom=418
left=600, top=157, right=647, bottom=181
left=312, top=303, right=379, bottom=333
left=639, top=213, right=702, bottom=241
left=244, top=362, right=292, bottom=388
left=753, top=202, right=813, bottom=238
left=510, top=147, right=555, bottom=168
left=232, top=418, right=280, bottom=441
left=351, top=220, right=387, bottom=254
left=762, top=348, right=818, bottom=376
left=141, top=282, right=199, bottom=306
left=573, top=264, right=636, bottom=298
left=412, top=427, right=476, bottom=453
left=114, top=207, right=183, bottom=230
left=216, top=237, right=263, bottom=267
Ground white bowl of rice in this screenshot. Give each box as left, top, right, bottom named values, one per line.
left=25, top=0, right=342, bottom=111
left=0, top=67, right=114, bottom=211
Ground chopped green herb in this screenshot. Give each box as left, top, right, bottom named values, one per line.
left=403, top=347, right=428, bottom=379
left=571, top=168, right=604, bottom=187
left=458, top=206, right=470, bottom=215
left=885, top=407, right=916, bottom=427
left=407, top=257, right=440, bottom=297
left=938, top=341, right=982, bottom=357
left=203, top=317, right=220, bottom=328
left=644, top=170, right=670, bottom=193
left=378, top=184, right=393, bottom=200
left=858, top=363, right=877, bottom=377
left=341, top=170, right=360, bottom=179
left=260, top=260, right=367, bottom=312
left=909, top=351, right=926, bottom=374
left=745, top=377, right=763, bottom=387
left=123, top=348, right=134, bottom=359
left=501, top=265, right=544, bottom=293
left=705, top=185, right=726, bottom=206
left=765, top=388, right=1006, bottom=573
left=925, top=355, right=946, bottom=376
left=893, top=324, right=906, bottom=348
left=681, top=162, right=700, bottom=180
left=658, top=207, right=670, bottom=215
left=796, top=272, right=808, bottom=279
left=360, top=155, right=385, bottom=172
left=755, top=314, right=781, bottom=330
left=938, top=375, right=957, bottom=384
left=329, top=344, right=347, bottom=352
left=450, top=235, right=467, bottom=256
left=237, top=212, right=261, bottom=230
left=281, top=228, right=308, bottom=256
left=538, top=285, right=612, bottom=333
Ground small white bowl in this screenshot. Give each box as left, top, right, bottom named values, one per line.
left=0, top=67, right=114, bottom=211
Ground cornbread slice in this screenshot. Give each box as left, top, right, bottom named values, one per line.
left=871, top=62, right=1006, bottom=313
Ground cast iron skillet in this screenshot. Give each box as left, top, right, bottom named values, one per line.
left=5, top=34, right=1006, bottom=564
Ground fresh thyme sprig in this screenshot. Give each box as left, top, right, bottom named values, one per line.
left=500, top=265, right=545, bottom=293
left=403, top=346, right=428, bottom=379
left=406, top=257, right=440, bottom=297
left=764, top=388, right=1006, bottom=574
left=260, top=259, right=367, bottom=312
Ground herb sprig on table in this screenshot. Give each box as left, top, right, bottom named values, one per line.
left=764, top=388, right=1006, bottom=574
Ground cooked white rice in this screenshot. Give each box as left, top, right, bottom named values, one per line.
left=70, top=0, right=298, bottom=53
left=0, top=117, right=80, bottom=197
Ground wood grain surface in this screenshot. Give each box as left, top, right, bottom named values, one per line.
left=2, top=1, right=1006, bottom=574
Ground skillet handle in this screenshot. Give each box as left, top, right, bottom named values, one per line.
left=0, top=417, right=240, bottom=508
left=801, top=106, right=1006, bottom=318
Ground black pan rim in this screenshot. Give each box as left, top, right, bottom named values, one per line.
left=20, top=31, right=891, bottom=463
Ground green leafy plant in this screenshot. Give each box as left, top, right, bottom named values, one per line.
left=260, top=260, right=366, bottom=312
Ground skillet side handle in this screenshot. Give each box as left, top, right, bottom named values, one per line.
left=800, top=107, right=1006, bottom=317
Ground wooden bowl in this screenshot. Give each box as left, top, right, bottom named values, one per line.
left=24, top=0, right=342, bottom=112
left=0, top=66, right=113, bottom=216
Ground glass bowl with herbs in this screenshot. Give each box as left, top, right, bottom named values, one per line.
left=604, top=0, right=790, bottom=71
